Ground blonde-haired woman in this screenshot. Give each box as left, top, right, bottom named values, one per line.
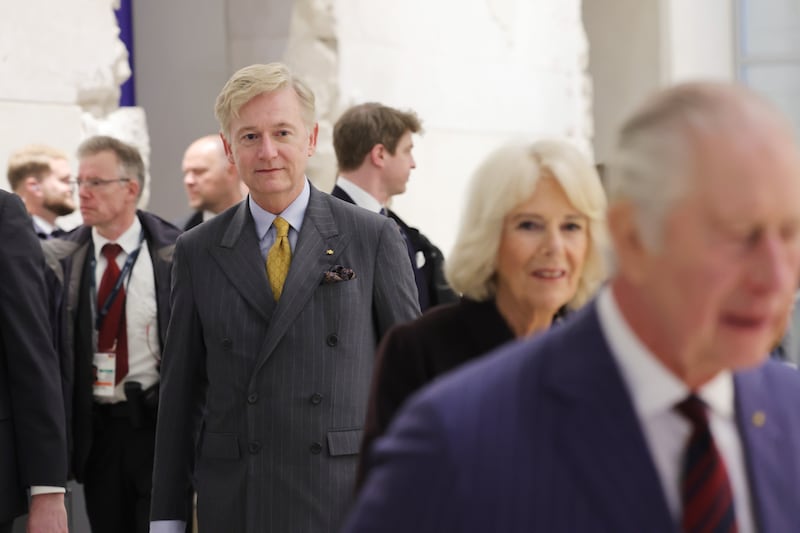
left=357, top=139, right=608, bottom=487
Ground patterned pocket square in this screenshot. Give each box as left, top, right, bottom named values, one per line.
left=322, top=265, right=356, bottom=284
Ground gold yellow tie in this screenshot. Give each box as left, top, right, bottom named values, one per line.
left=267, top=216, right=292, bottom=301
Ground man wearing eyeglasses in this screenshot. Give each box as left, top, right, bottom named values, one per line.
left=6, top=144, right=76, bottom=238
left=42, top=136, right=183, bottom=533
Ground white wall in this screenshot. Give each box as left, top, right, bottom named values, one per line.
left=665, top=0, right=734, bottom=82
left=334, top=0, right=592, bottom=255
left=0, top=1, right=124, bottom=213
left=584, top=0, right=735, bottom=164
left=584, top=0, right=663, bottom=164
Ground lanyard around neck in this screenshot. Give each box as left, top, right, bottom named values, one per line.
left=91, top=230, right=145, bottom=330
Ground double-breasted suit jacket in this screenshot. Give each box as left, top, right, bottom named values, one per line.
left=151, top=184, right=420, bottom=532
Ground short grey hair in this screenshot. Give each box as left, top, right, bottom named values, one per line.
left=446, top=139, right=608, bottom=309
left=77, top=135, right=145, bottom=198
left=215, top=62, right=316, bottom=138
left=606, top=81, right=794, bottom=251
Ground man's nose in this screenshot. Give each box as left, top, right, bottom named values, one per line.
left=749, top=233, right=797, bottom=294
left=260, top=137, right=279, bottom=159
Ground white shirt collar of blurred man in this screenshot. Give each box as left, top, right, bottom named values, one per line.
left=336, top=176, right=383, bottom=214
left=596, top=286, right=755, bottom=531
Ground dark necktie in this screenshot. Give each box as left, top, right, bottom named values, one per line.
left=97, top=243, right=128, bottom=384
left=675, top=395, right=738, bottom=533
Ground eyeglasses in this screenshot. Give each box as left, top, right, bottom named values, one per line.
left=70, top=178, right=131, bottom=190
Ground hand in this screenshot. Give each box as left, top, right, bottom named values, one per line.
left=26, top=493, right=68, bottom=533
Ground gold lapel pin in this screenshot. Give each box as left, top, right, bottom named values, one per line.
left=752, top=411, right=766, bottom=427
left=325, top=249, right=334, bottom=255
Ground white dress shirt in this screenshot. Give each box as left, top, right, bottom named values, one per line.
left=250, top=177, right=310, bottom=260
left=596, top=286, right=756, bottom=533
left=92, top=216, right=159, bottom=403
left=32, top=214, right=56, bottom=235
left=335, top=176, right=383, bottom=213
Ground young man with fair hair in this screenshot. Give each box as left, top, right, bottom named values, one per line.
left=179, top=134, right=243, bottom=230
left=7, top=144, right=76, bottom=238
left=42, top=136, right=182, bottom=533
left=344, top=82, right=800, bottom=532
left=150, top=63, right=419, bottom=533
left=332, top=103, right=457, bottom=310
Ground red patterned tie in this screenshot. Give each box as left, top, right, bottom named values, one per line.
left=97, top=243, right=128, bottom=384
left=675, top=395, right=738, bottom=533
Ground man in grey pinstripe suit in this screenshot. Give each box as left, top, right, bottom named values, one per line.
left=149, top=63, right=420, bottom=533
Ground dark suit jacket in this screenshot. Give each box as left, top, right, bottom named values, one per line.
left=41, top=210, right=180, bottom=481
left=331, top=185, right=458, bottom=311
left=0, top=191, right=67, bottom=522
left=357, top=298, right=513, bottom=485
left=150, top=185, right=420, bottom=533
left=344, top=301, right=800, bottom=532
left=178, top=210, right=204, bottom=231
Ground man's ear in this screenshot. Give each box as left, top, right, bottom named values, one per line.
left=25, top=176, right=42, bottom=195
left=128, top=178, right=141, bottom=201
left=607, top=201, right=650, bottom=284
left=307, top=123, right=319, bottom=157
left=220, top=132, right=235, bottom=164
left=369, top=144, right=386, bottom=168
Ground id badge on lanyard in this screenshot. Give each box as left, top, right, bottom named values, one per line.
left=93, top=350, right=116, bottom=397
left=91, top=232, right=144, bottom=397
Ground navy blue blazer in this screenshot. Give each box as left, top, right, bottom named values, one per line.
left=344, top=301, right=800, bottom=532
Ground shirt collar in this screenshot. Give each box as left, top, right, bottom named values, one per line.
left=596, top=285, right=734, bottom=420
left=92, top=215, right=142, bottom=260
left=336, top=176, right=383, bottom=214
left=248, top=178, right=310, bottom=239
left=32, top=215, right=56, bottom=235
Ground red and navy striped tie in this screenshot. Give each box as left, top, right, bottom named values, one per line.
left=675, top=395, right=738, bottom=533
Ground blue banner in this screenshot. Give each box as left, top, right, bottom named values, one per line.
left=115, top=0, right=135, bottom=106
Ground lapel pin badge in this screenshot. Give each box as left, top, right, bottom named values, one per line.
left=325, top=249, right=334, bottom=255
left=752, top=410, right=766, bottom=427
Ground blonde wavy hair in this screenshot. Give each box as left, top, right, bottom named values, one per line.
left=446, top=139, right=608, bottom=310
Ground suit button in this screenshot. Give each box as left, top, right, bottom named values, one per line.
left=310, top=393, right=323, bottom=405
left=310, top=442, right=323, bottom=455
left=249, top=441, right=261, bottom=454
left=247, top=393, right=258, bottom=404
left=326, top=334, right=338, bottom=347
left=222, top=338, right=232, bottom=350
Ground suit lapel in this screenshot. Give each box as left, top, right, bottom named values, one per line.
left=735, top=367, right=798, bottom=532
left=209, top=201, right=273, bottom=323
left=331, top=185, right=354, bottom=204
left=253, top=188, right=349, bottom=375
left=548, top=305, right=675, bottom=532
